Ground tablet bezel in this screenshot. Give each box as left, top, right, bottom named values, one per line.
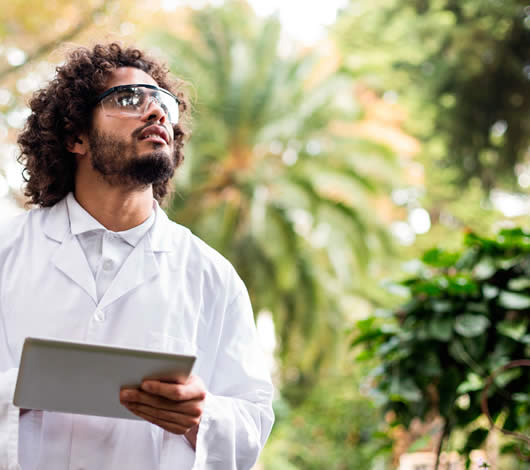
left=14, top=337, right=196, bottom=420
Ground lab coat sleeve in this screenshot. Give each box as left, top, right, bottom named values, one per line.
left=192, top=287, right=275, bottom=470
left=0, top=295, right=21, bottom=470
left=0, top=216, right=23, bottom=469
left=0, top=369, right=19, bottom=470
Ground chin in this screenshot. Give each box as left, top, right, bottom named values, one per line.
left=125, top=151, right=176, bottom=186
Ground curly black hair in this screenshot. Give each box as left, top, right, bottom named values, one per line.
left=17, top=42, right=190, bottom=207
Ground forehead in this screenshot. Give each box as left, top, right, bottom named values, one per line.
left=103, top=67, right=158, bottom=90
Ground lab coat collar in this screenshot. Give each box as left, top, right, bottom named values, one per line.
left=65, top=193, right=155, bottom=248
left=66, top=193, right=105, bottom=237
left=148, top=200, right=174, bottom=253
left=42, top=195, right=175, bottom=253
left=42, top=194, right=176, bottom=308
left=42, top=198, right=70, bottom=243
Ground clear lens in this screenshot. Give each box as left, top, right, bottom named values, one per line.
left=101, top=86, right=179, bottom=124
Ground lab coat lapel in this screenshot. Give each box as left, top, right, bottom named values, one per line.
left=97, top=204, right=175, bottom=309
left=43, top=198, right=98, bottom=304
left=51, top=233, right=98, bottom=304
left=98, top=230, right=160, bottom=310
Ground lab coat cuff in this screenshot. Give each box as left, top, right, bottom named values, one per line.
left=0, top=368, right=21, bottom=470
left=192, top=391, right=266, bottom=470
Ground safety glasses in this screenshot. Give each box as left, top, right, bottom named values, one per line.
left=94, top=84, right=180, bottom=125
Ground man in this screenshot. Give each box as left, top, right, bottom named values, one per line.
left=0, top=43, right=274, bottom=469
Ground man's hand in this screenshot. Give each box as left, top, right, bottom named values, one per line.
left=120, top=375, right=206, bottom=449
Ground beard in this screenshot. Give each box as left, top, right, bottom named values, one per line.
left=87, top=127, right=177, bottom=188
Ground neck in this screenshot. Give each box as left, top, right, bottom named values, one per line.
left=74, top=178, right=154, bottom=232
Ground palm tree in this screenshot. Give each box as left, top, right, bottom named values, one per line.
left=147, top=1, right=396, bottom=398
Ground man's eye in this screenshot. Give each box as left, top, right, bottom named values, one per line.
left=115, top=91, right=142, bottom=108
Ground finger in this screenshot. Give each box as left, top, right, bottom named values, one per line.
left=120, top=389, right=204, bottom=417
left=125, top=403, right=200, bottom=428
left=128, top=407, right=189, bottom=435
left=141, top=380, right=206, bottom=402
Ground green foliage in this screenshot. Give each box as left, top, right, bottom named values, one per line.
left=337, top=0, right=530, bottom=190
left=261, top=376, right=391, bottom=470
left=146, top=1, right=397, bottom=394
left=352, top=228, right=530, bottom=459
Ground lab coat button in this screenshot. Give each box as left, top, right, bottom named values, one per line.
left=103, top=259, right=114, bottom=271
left=94, top=309, right=106, bottom=322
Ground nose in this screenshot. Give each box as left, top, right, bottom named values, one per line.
left=141, top=97, right=167, bottom=124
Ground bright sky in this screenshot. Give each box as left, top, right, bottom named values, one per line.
left=247, top=0, right=348, bottom=44
left=160, top=0, right=348, bottom=44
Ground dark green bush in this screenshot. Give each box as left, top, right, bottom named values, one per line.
left=353, top=228, right=529, bottom=465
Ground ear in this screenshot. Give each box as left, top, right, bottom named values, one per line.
left=66, top=135, right=88, bottom=156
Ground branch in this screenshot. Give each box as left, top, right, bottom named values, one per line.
left=481, top=359, right=530, bottom=461
left=0, top=0, right=113, bottom=83
left=434, top=419, right=450, bottom=470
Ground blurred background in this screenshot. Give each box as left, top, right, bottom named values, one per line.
left=0, top=1, right=529, bottom=468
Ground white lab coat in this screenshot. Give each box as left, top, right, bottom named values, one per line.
left=0, top=196, right=274, bottom=470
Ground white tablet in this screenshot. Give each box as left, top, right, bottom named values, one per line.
left=14, top=337, right=196, bottom=420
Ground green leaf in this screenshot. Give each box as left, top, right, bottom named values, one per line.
left=473, top=258, right=496, bottom=280
left=457, top=372, right=484, bottom=394
left=412, top=280, right=443, bottom=296
left=382, top=281, right=410, bottom=297
left=498, top=228, right=530, bottom=241
left=378, top=336, right=401, bottom=355
left=355, top=349, right=376, bottom=362
left=467, top=302, right=488, bottom=314
left=512, top=393, right=530, bottom=404
left=448, top=275, right=479, bottom=295
left=454, top=314, right=491, bottom=337
left=498, top=258, right=523, bottom=270
left=521, top=334, right=530, bottom=344
left=390, top=377, right=422, bottom=403
left=428, top=316, right=453, bottom=341
left=351, top=329, right=384, bottom=347
left=496, top=319, right=528, bottom=341
left=449, top=340, right=467, bottom=365
left=381, top=323, right=401, bottom=334
left=432, top=300, right=453, bottom=313
left=487, top=338, right=516, bottom=371
left=422, top=353, right=442, bottom=376
left=494, top=368, right=522, bottom=388
left=356, top=317, right=377, bottom=334
left=455, top=246, right=480, bottom=270
left=355, top=348, right=377, bottom=361
left=498, top=291, right=530, bottom=310
left=422, top=248, right=459, bottom=268
left=462, top=336, right=487, bottom=359
left=507, top=277, right=530, bottom=291
left=482, top=284, right=499, bottom=299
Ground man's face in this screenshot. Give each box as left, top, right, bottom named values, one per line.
left=87, top=67, right=178, bottom=188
